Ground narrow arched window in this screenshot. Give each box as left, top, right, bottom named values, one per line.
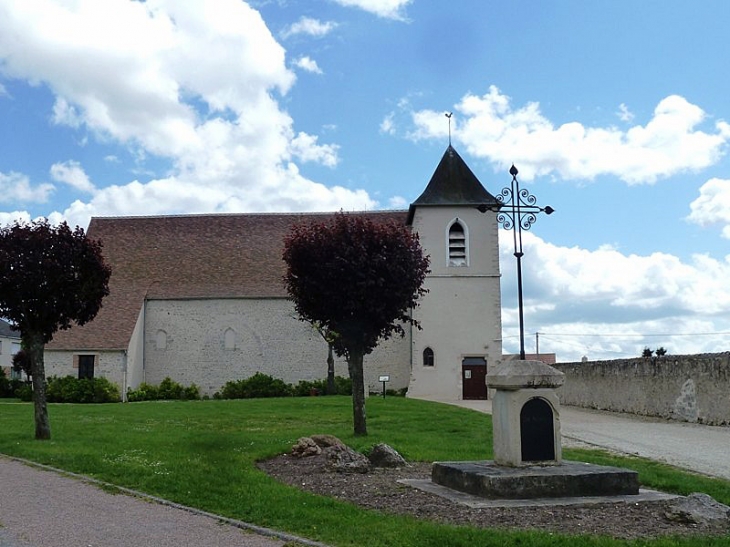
left=224, top=328, right=236, bottom=350
left=448, top=221, right=467, bottom=266
left=423, top=347, right=435, bottom=367
left=155, top=330, right=167, bottom=350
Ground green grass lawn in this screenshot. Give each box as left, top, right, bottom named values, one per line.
left=0, top=397, right=729, bottom=547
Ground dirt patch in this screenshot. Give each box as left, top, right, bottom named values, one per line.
left=258, top=453, right=730, bottom=540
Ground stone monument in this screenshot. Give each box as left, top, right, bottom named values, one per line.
left=431, top=360, right=641, bottom=500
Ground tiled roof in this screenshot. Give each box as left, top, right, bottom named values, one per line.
left=48, top=211, right=407, bottom=351
left=407, top=145, right=498, bottom=224
left=0, top=319, right=19, bottom=339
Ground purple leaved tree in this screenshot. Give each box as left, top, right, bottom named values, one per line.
left=283, top=213, right=429, bottom=436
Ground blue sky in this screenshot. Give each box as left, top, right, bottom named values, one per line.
left=1, top=0, right=730, bottom=361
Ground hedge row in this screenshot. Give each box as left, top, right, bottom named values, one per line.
left=0, top=370, right=25, bottom=398
left=126, top=377, right=201, bottom=402
left=10, top=375, right=121, bottom=403
left=214, top=373, right=353, bottom=399
left=2, top=371, right=361, bottom=403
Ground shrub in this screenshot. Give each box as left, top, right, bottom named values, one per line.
left=16, top=383, right=32, bottom=401
left=293, top=379, right=328, bottom=397
left=46, top=376, right=121, bottom=403
left=126, top=378, right=200, bottom=402
left=126, top=382, right=159, bottom=402
left=334, top=375, right=352, bottom=395
left=1, top=377, right=25, bottom=399
left=183, top=384, right=201, bottom=400
left=0, top=368, right=9, bottom=397
left=158, top=377, right=184, bottom=400
left=220, top=373, right=293, bottom=399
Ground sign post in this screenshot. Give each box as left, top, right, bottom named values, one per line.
left=378, top=375, right=390, bottom=399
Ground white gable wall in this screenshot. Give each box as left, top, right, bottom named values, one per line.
left=408, top=205, right=502, bottom=400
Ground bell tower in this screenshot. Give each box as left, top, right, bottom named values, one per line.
left=407, top=146, right=503, bottom=401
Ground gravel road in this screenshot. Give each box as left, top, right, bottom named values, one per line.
left=447, top=399, right=730, bottom=480
left=0, top=456, right=322, bottom=547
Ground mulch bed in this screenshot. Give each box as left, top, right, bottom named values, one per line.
left=258, top=453, right=730, bottom=540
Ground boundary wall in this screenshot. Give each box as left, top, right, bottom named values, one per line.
left=553, top=353, right=730, bottom=425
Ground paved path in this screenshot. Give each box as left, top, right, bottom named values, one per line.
left=0, top=456, right=324, bottom=547
left=447, top=399, right=730, bottom=481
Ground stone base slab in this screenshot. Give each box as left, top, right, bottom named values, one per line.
left=431, top=460, right=639, bottom=499
left=400, top=479, right=677, bottom=508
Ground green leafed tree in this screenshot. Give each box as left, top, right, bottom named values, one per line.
left=0, top=220, right=111, bottom=439
left=283, top=212, right=429, bottom=435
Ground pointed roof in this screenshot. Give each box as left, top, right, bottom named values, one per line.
left=407, top=145, right=499, bottom=224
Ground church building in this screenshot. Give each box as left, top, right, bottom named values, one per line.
left=45, top=146, right=503, bottom=401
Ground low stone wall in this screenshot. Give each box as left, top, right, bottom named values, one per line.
left=553, top=353, right=730, bottom=426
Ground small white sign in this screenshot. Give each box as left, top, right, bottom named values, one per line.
left=378, top=375, right=390, bottom=382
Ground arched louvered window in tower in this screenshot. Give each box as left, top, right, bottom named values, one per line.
left=448, top=221, right=467, bottom=266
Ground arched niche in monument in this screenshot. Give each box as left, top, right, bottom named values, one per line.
left=520, top=397, right=555, bottom=462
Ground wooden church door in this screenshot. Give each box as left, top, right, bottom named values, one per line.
left=462, top=356, right=487, bottom=400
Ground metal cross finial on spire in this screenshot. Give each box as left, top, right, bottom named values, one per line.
left=445, top=112, right=453, bottom=145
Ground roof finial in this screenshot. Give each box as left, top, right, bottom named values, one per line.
left=445, top=112, right=453, bottom=146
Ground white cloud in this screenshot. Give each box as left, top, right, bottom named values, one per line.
left=380, top=112, right=396, bottom=135
left=50, top=160, right=95, bottom=193
left=332, top=0, right=412, bottom=20
left=407, top=86, right=730, bottom=184
left=0, top=82, right=8, bottom=97
left=686, top=178, right=730, bottom=238
left=293, top=56, right=323, bottom=74
left=0, top=0, right=376, bottom=228
left=0, top=171, right=54, bottom=203
left=387, top=195, right=407, bottom=209
left=289, top=132, right=339, bottom=167
left=617, top=103, right=634, bottom=123
left=0, top=211, right=32, bottom=226
left=281, top=16, right=337, bottom=39
left=499, top=231, right=730, bottom=360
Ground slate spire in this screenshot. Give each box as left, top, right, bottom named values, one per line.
left=407, top=145, right=498, bottom=224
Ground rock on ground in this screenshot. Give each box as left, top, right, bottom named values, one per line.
left=368, top=443, right=407, bottom=468
left=665, top=493, right=730, bottom=525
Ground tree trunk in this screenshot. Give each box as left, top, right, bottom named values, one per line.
left=347, top=350, right=367, bottom=436
left=27, top=332, right=51, bottom=440
left=326, top=343, right=336, bottom=395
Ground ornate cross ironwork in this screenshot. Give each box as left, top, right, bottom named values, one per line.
left=479, top=164, right=554, bottom=360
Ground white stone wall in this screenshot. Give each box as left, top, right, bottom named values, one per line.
left=142, top=298, right=411, bottom=396
left=408, top=206, right=503, bottom=400
left=44, top=350, right=127, bottom=390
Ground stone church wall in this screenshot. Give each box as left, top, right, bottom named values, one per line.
left=44, top=350, right=127, bottom=390
left=553, top=353, right=730, bottom=425
left=144, top=298, right=411, bottom=397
